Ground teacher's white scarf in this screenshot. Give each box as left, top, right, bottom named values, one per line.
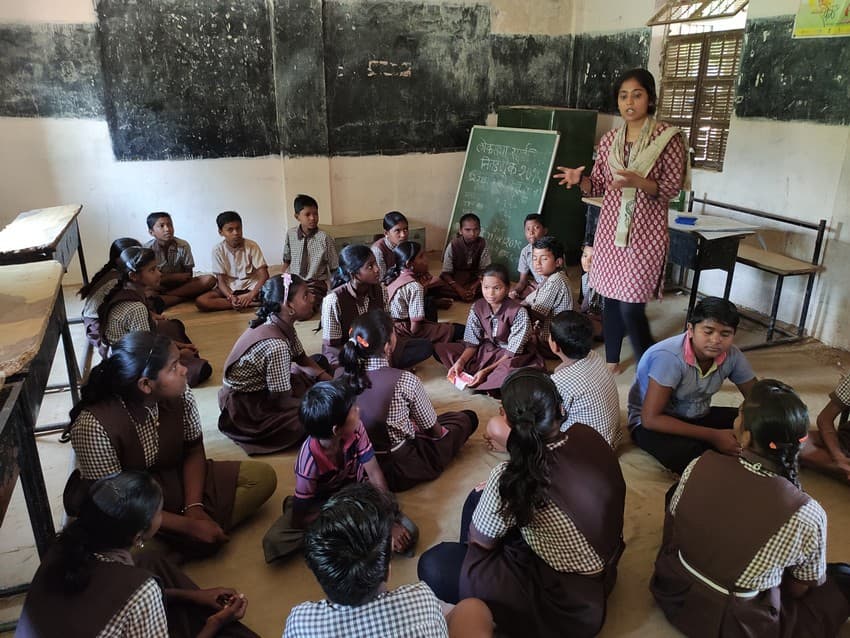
left=608, top=117, right=691, bottom=247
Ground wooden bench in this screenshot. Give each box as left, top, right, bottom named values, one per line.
left=688, top=192, right=826, bottom=349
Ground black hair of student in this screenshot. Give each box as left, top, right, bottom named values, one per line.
left=299, top=379, right=358, bottom=439
left=382, top=210, right=408, bottom=231
left=481, top=263, right=510, bottom=287
left=532, top=235, right=565, bottom=262
left=741, top=379, right=809, bottom=488
left=386, top=240, right=422, bottom=282
left=614, top=67, right=657, bottom=115
left=216, top=210, right=242, bottom=229
left=339, top=309, right=394, bottom=394
left=498, top=369, right=563, bottom=528
left=458, top=213, right=481, bottom=228
left=78, top=237, right=142, bottom=299
left=688, top=296, right=740, bottom=331
left=304, top=482, right=395, bottom=606
left=249, top=273, right=307, bottom=328
left=52, top=471, right=162, bottom=594
left=550, top=311, right=593, bottom=360
left=331, top=244, right=375, bottom=288
left=145, top=211, right=171, bottom=230
left=524, top=213, right=544, bottom=225
left=69, top=331, right=173, bottom=423
left=294, top=194, right=318, bottom=214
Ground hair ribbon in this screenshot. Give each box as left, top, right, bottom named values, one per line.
left=768, top=434, right=809, bottom=450
left=282, top=272, right=292, bottom=300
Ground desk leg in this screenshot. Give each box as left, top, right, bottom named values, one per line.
left=12, top=392, right=55, bottom=557
left=75, top=220, right=89, bottom=286
left=57, top=289, right=81, bottom=406
left=767, top=276, right=784, bottom=342
left=723, top=262, right=736, bottom=301
left=686, top=267, right=702, bottom=331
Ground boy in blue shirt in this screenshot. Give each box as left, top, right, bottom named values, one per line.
left=628, top=297, right=757, bottom=474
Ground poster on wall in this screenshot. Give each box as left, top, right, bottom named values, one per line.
left=793, top=0, right=850, bottom=38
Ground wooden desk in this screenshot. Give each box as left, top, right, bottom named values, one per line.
left=0, top=205, right=88, bottom=283
left=581, top=198, right=758, bottom=326
left=0, top=261, right=71, bottom=558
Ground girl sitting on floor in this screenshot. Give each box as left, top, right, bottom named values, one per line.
left=435, top=264, right=543, bottom=393
left=19, top=471, right=257, bottom=638
left=651, top=379, right=850, bottom=637
left=387, top=240, right=464, bottom=345
left=78, top=237, right=141, bottom=349
left=321, top=244, right=432, bottom=369
left=417, top=369, right=626, bottom=638
left=372, top=210, right=409, bottom=284
left=219, top=274, right=333, bottom=455
left=63, top=331, right=276, bottom=560
left=99, top=245, right=211, bottom=386
left=339, top=309, right=477, bottom=492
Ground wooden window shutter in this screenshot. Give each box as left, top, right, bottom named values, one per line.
left=659, top=29, right=743, bottom=171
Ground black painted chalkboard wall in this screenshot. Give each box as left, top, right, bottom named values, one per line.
left=490, top=34, right=573, bottom=109
left=569, top=28, right=651, bottom=113
left=322, top=1, right=491, bottom=155
left=98, top=0, right=279, bottom=161
left=736, top=16, right=850, bottom=126
left=0, top=23, right=103, bottom=118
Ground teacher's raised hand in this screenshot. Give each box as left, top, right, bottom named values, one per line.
left=552, top=165, right=585, bottom=188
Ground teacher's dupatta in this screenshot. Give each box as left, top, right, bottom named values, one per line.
left=608, top=117, right=691, bottom=247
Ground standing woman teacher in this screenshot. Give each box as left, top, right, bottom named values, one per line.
left=554, top=68, right=689, bottom=373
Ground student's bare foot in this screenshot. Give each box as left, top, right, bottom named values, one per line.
left=483, top=433, right=507, bottom=453
left=607, top=362, right=624, bottom=375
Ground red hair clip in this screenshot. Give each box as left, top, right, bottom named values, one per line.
left=356, top=335, right=369, bottom=349
left=768, top=434, right=808, bottom=450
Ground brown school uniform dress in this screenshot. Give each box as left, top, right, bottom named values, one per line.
left=372, top=236, right=398, bottom=283
left=355, top=358, right=476, bottom=491
left=435, top=297, right=544, bottom=392
left=18, top=549, right=258, bottom=638
left=438, top=236, right=489, bottom=298
left=218, top=316, right=313, bottom=454
left=388, top=271, right=455, bottom=344
left=652, top=451, right=850, bottom=638
left=99, top=287, right=211, bottom=387
left=460, top=423, right=626, bottom=638
left=64, top=396, right=240, bottom=558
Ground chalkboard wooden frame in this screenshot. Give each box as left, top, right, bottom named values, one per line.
left=446, top=125, right=560, bottom=276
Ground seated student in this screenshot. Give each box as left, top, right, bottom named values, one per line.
left=435, top=264, right=544, bottom=394
left=284, top=483, right=493, bottom=638
left=486, top=311, right=620, bottom=452
left=418, top=370, right=626, bottom=638
left=801, top=373, right=850, bottom=482
left=218, top=274, right=333, bottom=455
left=439, top=213, right=491, bottom=301
left=579, top=243, right=604, bottom=341
left=372, top=210, right=409, bottom=284
left=508, top=213, right=547, bottom=302
left=321, top=244, right=432, bottom=369
left=19, top=471, right=258, bottom=638
left=64, top=331, right=277, bottom=559
left=196, top=211, right=269, bottom=312
left=99, top=246, right=211, bottom=386
left=282, top=194, right=338, bottom=311
left=79, top=237, right=141, bottom=348
left=527, top=236, right=574, bottom=358
left=340, top=309, right=477, bottom=492
left=628, top=297, right=757, bottom=475
left=387, top=240, right=465, bottom=345
left=261, top=379, right=416, bottom=563
left=144, top=211, right=216, bottom=308
left=651, top=379, right=850, bottom=637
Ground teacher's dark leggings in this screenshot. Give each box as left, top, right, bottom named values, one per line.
left=603, top=297, right=654, bottom=364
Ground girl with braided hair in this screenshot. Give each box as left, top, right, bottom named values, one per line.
left=219, top=274, right=332, bottom=455
left=652, top=379, right=850, bottom=637
left=417, top=369, right=626, bottom=637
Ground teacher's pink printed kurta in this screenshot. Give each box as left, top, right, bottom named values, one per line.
left=588, top=122, right=686, bottom=304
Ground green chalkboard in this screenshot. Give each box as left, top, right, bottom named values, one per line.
left=447, top=125, right=560, bottom=275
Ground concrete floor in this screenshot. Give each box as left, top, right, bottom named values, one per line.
left=2, top=263, right=850, bottom=637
